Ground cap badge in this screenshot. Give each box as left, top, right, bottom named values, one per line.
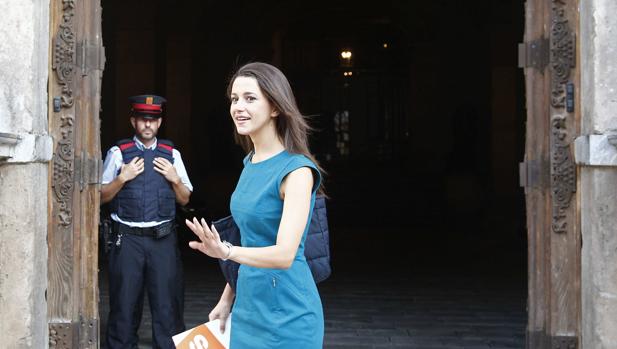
left=146, top=96, right=153, bottom=105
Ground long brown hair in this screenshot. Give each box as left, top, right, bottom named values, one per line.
left=227, top=62, right=325, bottom=194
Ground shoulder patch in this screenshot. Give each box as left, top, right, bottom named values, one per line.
left=157, top=144, right=173, bottom=152
left=157, top=139, right=174, bottom=153
left=116, top=139, right=136, bottom=152
left=158, top=139, right=175, bottom=147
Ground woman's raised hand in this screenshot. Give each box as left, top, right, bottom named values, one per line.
left=185, top=217, right=227, bottom=259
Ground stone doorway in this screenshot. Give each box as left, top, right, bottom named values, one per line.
left=46, top=0, right=581, bottom=347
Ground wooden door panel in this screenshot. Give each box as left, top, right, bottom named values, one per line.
left=521, top=0, right=580, bottom=348
left=48, top=0, right=104, bottom=347
left=547, top=1, right=579, bottom=342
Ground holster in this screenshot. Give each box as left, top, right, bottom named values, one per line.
left=100, top=218, right=113, bottom=254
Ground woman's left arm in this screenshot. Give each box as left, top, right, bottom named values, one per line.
left=185, top=167, right=313, bottom=269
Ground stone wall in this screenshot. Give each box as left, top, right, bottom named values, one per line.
left=0, top=0, right=51, bottom=347
left=580, top=0, right=617, bottom=347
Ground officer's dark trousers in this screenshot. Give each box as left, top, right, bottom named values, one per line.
left=106, top=230, right=184, bottom=349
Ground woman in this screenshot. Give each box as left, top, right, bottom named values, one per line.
left=185, top=62, right=325, bottom=348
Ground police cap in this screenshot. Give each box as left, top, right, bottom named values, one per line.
left=128, top=94, right=167, bottom=118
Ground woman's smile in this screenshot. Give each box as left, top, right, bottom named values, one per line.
left=234, top=115, right=251, bottom=122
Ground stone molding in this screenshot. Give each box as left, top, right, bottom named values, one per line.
left=0, top=131, right=53, bottom=163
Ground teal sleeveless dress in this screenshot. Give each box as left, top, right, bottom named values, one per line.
left=229, top=150, right=324, bottom=348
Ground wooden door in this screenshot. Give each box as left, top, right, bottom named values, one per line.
left=48, top=0, right=105, bottom=347
left=520, top=0, right=580, bottom=348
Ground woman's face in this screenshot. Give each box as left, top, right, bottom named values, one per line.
left=229, top=76, right=278, bottom=136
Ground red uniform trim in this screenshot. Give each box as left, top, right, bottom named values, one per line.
left=158, top=143, right=173, bottom=152
left=119, top=142, right=136, bottom=151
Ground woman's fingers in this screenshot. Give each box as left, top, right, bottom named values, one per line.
left=200, top=218, right=215, bottom=239
left=185, top=218, right=207, bottom=242
left=184, top=219, right=198, bottom=235
left=208, top=310, right=228, bottom=333
left=210, top=223, right=221, bottom=241
left=188, top=241, right=212, bottom=256
left=186, top=217, right=217, bottom=241
left=188, top=240, right=207, bottom=252
left=186, top=217, right=226, bottom=260
left=219, top=315, right=227, bottom=333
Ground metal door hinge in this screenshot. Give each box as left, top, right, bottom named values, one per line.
left=76, top=40, right=106, bottom=76
left=551, top=335, right=577, bottom=349
left=49, top=322, right=76, bottom=349
left=518, top=38, right=549, bottom=70
left=49, top=318, right=98, bottom=349
left=79, top=317, right=99, bottom=348
left=75, top=153, right=103, bottom=191
left=519, top=159, right=549, bottom=188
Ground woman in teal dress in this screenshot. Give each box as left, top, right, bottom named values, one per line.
left=185, top=62, right=325, bottom=348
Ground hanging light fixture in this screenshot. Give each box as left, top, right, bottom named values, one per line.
left=340, top=49, right=353, bottom=68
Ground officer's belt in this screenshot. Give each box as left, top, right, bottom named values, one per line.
left=116, top=221, right=174, bottom=238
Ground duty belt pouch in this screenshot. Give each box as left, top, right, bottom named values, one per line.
left=155, top=221, right=176, bottom=239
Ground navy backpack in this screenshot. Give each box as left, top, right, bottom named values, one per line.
left=213, top=196, right=332, bottom=291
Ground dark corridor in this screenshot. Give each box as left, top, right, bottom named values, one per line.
left=99, top=1, right=527, bottom=347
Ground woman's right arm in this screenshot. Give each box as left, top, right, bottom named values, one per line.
left=209, top=283, right=235, bottom=333
left=185, top=167, right=314, bottom=269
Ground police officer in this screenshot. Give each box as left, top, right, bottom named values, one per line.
left=101, top=94, right=192, bottom=348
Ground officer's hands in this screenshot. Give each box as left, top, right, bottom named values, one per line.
left=118, top=157, right=144, bottom=182
left=153, top=157, right=181, bottom=184
left=185, top=217, right=228, bottom=259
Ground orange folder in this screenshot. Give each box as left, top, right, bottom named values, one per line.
left=173, top=315, right=231, bottom=349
